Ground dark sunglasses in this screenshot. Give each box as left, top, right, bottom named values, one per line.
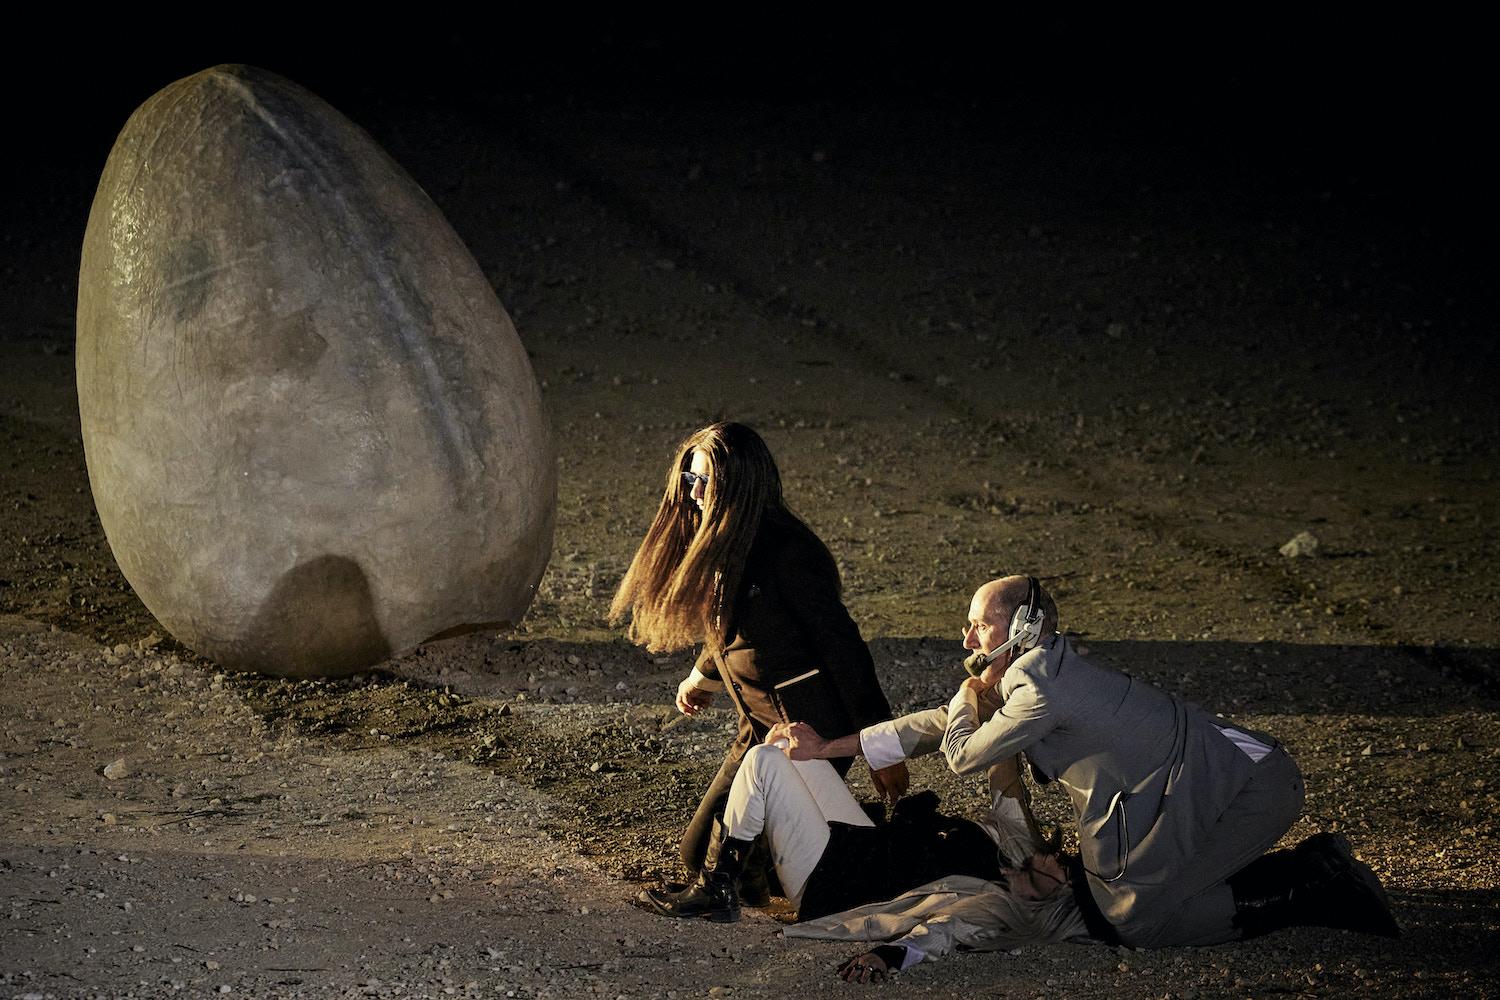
left=681, top=472, right=710, bottom=488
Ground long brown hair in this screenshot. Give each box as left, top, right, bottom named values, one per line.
left=611, top=422, right=807, bottom=653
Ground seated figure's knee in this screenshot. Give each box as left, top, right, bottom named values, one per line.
left=742, top=743, right=788, bottom=778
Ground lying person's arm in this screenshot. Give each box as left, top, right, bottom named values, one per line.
left=978, top=755, right=1045, bottom=863
left=836, top=944, right=916, bottom=984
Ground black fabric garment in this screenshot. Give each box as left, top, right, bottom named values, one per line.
left=711, top=513, right=892, bottom=743
left=797, top=791, right=1008, bottom=921
left=1065, top=855, right=1122, bottom=945
left=681, top=513, right=892, bottom=871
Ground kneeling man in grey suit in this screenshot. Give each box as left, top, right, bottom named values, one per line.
left=784, top=575, right=1398, bottom=947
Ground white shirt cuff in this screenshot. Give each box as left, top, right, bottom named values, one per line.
left=991, top=791, right=1026, bottom=825
left=986, top=792, right=1038, bottom=861
left=687, top=666, right=724, bottom=692
left=1217, top=725, right=1273, bottom=762
left=860, top=720, right=906, bottom=771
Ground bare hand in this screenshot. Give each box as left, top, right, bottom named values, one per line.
left=978, top=687, right=1004, bottom=721
left=767, top=720, right=828, bottom=760
left=675, top=678, right=714, bottom=715
left=837, top=951, right=889, bottom=984
left=869, top=761, right=909, bottom=803
left=958, top=675, right=1005, bottom=723
left=960, top=675, right=990, bottom=696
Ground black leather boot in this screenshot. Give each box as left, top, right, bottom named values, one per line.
left=1231, top=832, right=1400, bottom=938
left=737, top=835, right=773, bottom=907
left=640, top=818, right=752, bottom=923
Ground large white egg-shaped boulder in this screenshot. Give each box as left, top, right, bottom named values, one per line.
left=76, top=64, right=555, bottom=677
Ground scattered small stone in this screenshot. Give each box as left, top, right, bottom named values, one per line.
left=102, top=758, right=131, bottom=780
left=1361, top=743, right=1374, bottom=756
left=1279, top=531, right=1320, bottom=558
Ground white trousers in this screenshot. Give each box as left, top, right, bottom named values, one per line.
left=722, top=744, right=876, bottom=906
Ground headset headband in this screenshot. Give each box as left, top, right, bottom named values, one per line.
left=977, top=577, right=1045, bottom=667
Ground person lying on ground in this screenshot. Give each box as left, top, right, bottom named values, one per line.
left=791, top=850, right=1087, bottom=983
left=638, top=723, right=1042, bottom=926
left=788, top=831, right=1388, bottom=985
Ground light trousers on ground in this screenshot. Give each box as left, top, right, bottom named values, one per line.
left=723, top=745, right=874, bottom=906
left=1119, top=748, right=1305, bottom=947
left=681, top=741, right=852, bottom=872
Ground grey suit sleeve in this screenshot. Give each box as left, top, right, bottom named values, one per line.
left=942, top=673, right=1056, bottom=777
left=860, top=707, right=949, bottom=769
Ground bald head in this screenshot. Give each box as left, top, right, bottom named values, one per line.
left=964, top=576, right=1059, bottom=657
left=973, top=576, right=1031, bottom=622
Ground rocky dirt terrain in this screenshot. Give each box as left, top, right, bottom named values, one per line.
left=3, top=29, right=1497, bottom=999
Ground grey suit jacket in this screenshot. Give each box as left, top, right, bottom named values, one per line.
left=869, top=635, right=1277, bottom=931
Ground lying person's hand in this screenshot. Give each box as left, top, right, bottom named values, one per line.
left=870, top=761, right=909, bottom=803
left=837, top=951, right=889, bottom=984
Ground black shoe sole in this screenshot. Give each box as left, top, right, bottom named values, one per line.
left=1302, top=833, right=1401, bottom=937
left=1341, top=859, right=1401, bottom=937
left=635, top=886, right=741, bottom=923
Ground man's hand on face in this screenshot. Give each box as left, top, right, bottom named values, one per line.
left=675, top=678, right=714, bottom=715
left=977, top=650, right=1012, bottom=688
left=869, top=761, right=909, bottom=803
left=959, top=674, right=1005, bottom=719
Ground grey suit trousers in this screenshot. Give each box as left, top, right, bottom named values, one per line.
left=1116, top=747, right=1305, bottom=948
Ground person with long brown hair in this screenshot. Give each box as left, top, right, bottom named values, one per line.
left=611, top=421, right=906, bottom=914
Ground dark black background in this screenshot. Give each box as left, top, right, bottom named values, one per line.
left=2, top=13, right=1489, bottom=369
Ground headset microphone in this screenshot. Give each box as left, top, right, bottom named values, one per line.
left=962, top=628, right=1035, bottom=676
left=962, top=576, right=1046, bottom=678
